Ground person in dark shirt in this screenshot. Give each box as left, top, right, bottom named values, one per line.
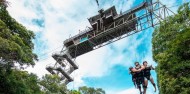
left=143, top=61, right=157, bottom=92
left=129, top=67, right=137, bottom=88
left=135, top=62, right=147, bottom=94
left=130, top=62, right=146, bottom=94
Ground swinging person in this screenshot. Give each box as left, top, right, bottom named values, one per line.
left=130, top=62, right=147, bottom=94
left=143, top=61, right=157, bottom=92
left=129, top=67, right=137, bottom=88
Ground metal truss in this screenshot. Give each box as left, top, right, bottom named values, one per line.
left=46, top=1, right=175, bottom=85
left=46, top=49, right=78, bottom=85
left=86, top=1, right=175, bottom=50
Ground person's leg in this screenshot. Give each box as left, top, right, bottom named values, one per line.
left=143, top=85, right=147, bottom=94
left=136, top=83, right=142, bottom=94
left=136, top=78, right=142, bottom=94
left=144, top=77, right=148, bottom=88
left=149, top=76, right=156, bottom=92
left=133, top=80, right=137, bottom=88
left=142, top=78, right=147, bottom=94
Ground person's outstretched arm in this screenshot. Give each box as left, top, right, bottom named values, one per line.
left=140, top=65, right=145, bottom=70
left=150, top=65, right=155, bottom=70
left=131, top=68, right=142, bottom=72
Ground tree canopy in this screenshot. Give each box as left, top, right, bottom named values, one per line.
left=152, top=2, right=190, bottom=94
left=39, top=74, right=106, bottom=94
left=0, top=1, right=41, bottom=93
left=39, top=74, right=68, bottom=94
left=0, top=1, right=37, bottom=67
left=0, top=69, right=43, bottom=94
left=79, top=86, right=105, bottom=94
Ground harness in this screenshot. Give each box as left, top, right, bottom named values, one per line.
left=135, top=66, right=144, bottom=86
left=131, top=72, right=136, bottom=79
left=130, top=71, right=137, bottom=87
left=135, top=66, right=144, bottom=78
left=143, top=66, right=151, bottom=76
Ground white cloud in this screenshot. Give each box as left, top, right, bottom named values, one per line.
left=26, top=58, right=54, bottom=77
left=106, top=29, right=151, bottom=67
left=68, top=46, right=110, bottom=88
left=106, top=88, right=140, bottom=94
left=108, top=86, right=159, bottom=94
left=116, top=88, right=139, bottom=94
left=76, top=47, right=109, bottom=77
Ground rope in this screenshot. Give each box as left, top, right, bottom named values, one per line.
left=39, top=45, right=62, bottom=57
left=37, top=45, right=63, bottom=61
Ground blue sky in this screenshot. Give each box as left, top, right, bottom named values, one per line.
left=7, top=0, right=189, bottom=94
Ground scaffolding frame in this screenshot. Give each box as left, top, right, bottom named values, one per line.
left=46, top=1, right=175, bottom=85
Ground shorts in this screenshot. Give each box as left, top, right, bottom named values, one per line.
left=132, top=77, right=136, bottom=82
left=135, top=77, right=145, bottom=86
left=144, top=75, right=152, bottom=80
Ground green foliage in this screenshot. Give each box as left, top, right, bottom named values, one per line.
left=39, top=74, right=68, bottom=94
left=79, top=86, right=105, bottom=94
left=152, top=3, right=190, bottom=94
left=0, top=1, right=42, bottom=94
left=0, top=69, right=43, bottom=94
left=0, top=1, right=37, bottom=66
left=39, top=74, right=106, bottom=94
left=69, top=90, right=81, bottom=94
